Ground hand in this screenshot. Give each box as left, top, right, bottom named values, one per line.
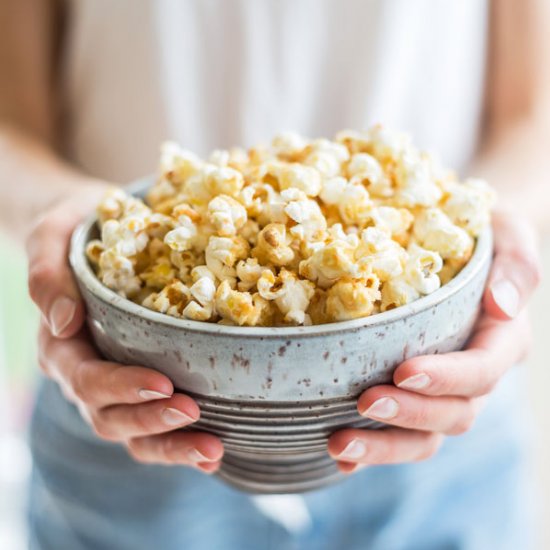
left=27, top=186, right=224, bottom=473
left=328, top=212, right=541, bottom=473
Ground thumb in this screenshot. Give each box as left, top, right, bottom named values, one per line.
left=483, top=211, right=542, bottom=320
left=26, top=185, right=107, bottom=338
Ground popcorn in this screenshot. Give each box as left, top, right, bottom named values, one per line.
left=159, top=141, right=202, bottom=185
left=355, top=227, right=406, bottom=281
left=281, top=189, right=327, bottom=241
left=208, top=194, right=248, bottom=236
left=299, top=239, right=358, bottom=288
left=139, top=256, right=176, bottom=290
left=257, top=269, right=315, bottom=325
left=208, top=149, right=230, bottom=167
left=277, top=164, right=322, bottom=197
left=393, top=150, right=442, bottom=207
left=205, top=235, right=250, bottom=282
left=185, top=165, right=244, bottom=206
left=97, top=188, right=128, bottom=225
left=347, top=153, right=393, bottom=198
left=320, top=177, right=373, bottom=225
left=303, top=139, right=349, bottom=178
left=272, top=132, right=308, bottom=160
left=182, top=275, right=216, bottom=321
left=380, top=277, right=420, bottom=312
left=442, top=178, right=496, bottom=235
left=98, top=248, right=142, bottom=298
left=236, top=258, right=268, bottom=291
left=89, top=125, right=494, bottom=326
left=164, top=220, right=197, bottom=252
left=252, top=223, right=295, bottom=267
left=366, top=124, right=411, bottom=162
left=102, top=218, right=149, bottom=257
left=86, top=240, right=105, bottom=265
left=215, top=280, right=271, bottom=326
left=413, top=208, right=473, bottom=261
left=335, top=129, right=371, bottom=155
left=404, top=243, right=443, bottom=294
left=370, top=206, right=414, bottom=241
left=326, top=275, right=381, bottom=322
left=143, top=280, right=191, bottom=318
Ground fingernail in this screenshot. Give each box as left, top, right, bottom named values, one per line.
left=49, top=296, right=77, bottom=336
left=337, top=438, right=367, bottom=460
left=187, top=448, right=215, bottom=463
left=138, top=389, right=172, bottom=401
left=362, top=397, right=399, bottom=419
left=398, top=373, right=431, bottom=391
left=491, top=279, right=520, bottom=318
left=162, top=407, right=195, bottom=426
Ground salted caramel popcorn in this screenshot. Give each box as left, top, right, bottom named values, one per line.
left=87, top=125, right=495, bottom=326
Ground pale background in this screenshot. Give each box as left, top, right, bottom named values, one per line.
left=0, top=235, right=549, bottom=548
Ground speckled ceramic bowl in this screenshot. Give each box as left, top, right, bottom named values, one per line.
left=69, top=178, right=492, bottom=494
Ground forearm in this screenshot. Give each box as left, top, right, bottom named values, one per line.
left=0, top=123, right=107, bottom=243
left=470, top=113, right=550, bottom=233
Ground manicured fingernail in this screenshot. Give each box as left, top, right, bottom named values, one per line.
left=491, top=279, right=520, bottom=318
left=138, top=389, right=172, bottom=401
left=398, top=373, right=431, bottom=391
left=362, top=397, right=399, bottom=419
left=337, top=438, right=367, bottom=460
left=49, top=296, right=77, bottom=336
left=187, top=448, right=214, bottom=463
left=162, top=407, right=195, bottom=426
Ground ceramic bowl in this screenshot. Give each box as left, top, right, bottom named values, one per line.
left=69, top=178, right=492, bottom=494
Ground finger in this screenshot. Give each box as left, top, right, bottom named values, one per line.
left=127, top=431, right=224, bottom=471
left=394, top=311, right=531, bottom=398
left=484, top=212, right=541, bottom=320
left=328, top=428, right=443, bottom=465
left=27, top=187, right=106, bottom=338
left=336, top=461, right=365, bottom=474
left=92, top=394, right=200, bottom=440
left=357, top=385, right=479, bottom=435
left=39, top=319, right=174, bottom=407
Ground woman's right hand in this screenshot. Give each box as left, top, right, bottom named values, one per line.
left=26, top=186, right=224, bottom=473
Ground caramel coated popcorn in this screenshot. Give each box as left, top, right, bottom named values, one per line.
left=87, top=125, right=495, bottom=326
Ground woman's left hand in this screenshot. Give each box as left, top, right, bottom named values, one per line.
left=328, top=212, right=542, bottom=473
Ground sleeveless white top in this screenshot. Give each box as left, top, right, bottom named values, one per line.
left=61, top=0, right=489, bottom=183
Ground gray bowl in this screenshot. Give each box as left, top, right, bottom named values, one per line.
left=69, top=178, right=492, bottom=494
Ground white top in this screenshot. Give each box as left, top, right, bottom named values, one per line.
left=61, top=0, right=489, bottom=183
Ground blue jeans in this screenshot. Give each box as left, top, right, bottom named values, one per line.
left=28, top=370, right=534, bottom=550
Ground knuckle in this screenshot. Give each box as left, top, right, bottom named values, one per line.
left=27, top=262, right=56, bottom=303
left=25, top=218, right=47, bottom=253
left=475, top=363, right=497, bottom=396
left=90, top=412, right=116, bottom=441
left=160, top=435, right=178, bottom=462
left=407, top=405, right=431, bottom=429
left=522, top=254, right=542, bottom=287
left=416, top=435, right=443, bottom=461
left=70, top=365, right=90, bottom=404
left=371, top=438, right=393, bottom=464
left=448, top=401, right=477, bottom=435
left=132, top=406, right=154, bottom=435
left=126, top=441, right=149, bottom=463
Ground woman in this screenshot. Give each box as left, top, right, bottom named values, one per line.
left=1, top=1, right=548, bottom=548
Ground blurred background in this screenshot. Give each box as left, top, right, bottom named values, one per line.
left=1, top=234, right=549, bottom=549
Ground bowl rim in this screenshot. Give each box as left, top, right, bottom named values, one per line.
left=69, top=179, right=493, bottom=339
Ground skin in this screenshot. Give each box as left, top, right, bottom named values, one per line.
left=0, top=0, right=549, bottom=473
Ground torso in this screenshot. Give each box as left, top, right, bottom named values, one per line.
left=60, top=0, right=489, bottom=182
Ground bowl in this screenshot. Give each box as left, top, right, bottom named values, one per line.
left=69, top=177, right=493, bottom=494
